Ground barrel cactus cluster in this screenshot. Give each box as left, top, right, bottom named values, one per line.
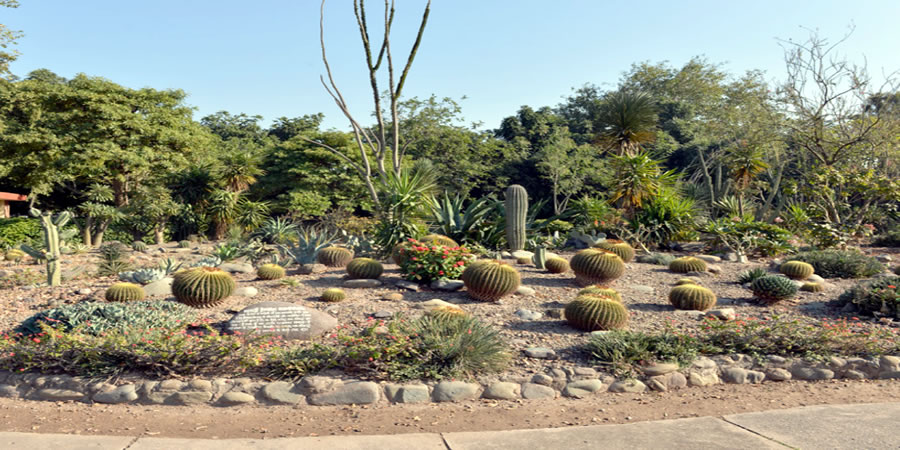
left=172, top=267, right=235, bottom=308
left=780, top=261, right=815, bottom=280
left=346, top=258, right=384, bottom=279
left=257, top=264, right=286, bottom=280
left=668, top=256, right=708, bottom=274
left=105, top=282, right=145, bottom=302
left=594, top=239, right=635, bottom=263
left=461, top=260, right=521, bottom=302
left=570, top=249, right=626, bottom=286
left=668, top=284, right=717, bottom=311
left=318, top=247, right=354, bottom=267
left=750, top=275, right=798, bottom=304
left=565, top=294, right=628, bottom=331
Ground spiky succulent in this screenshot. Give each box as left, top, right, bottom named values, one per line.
left=565, top=294, right=628, bottom=331
left=321, top=288, right=346, bottom=303
left=570, top=249, right=626, bottom=286
left=461, top=260, right=521, bottom=302
left=118, top=267, right=166, bottom=285
left=157, top=258, right=183, bottom=275
left=105, top=282, right=146, bottom=302
left=801, top=282, right=825, bottom=293
left=750, top=275, right=798, bottom=304
left=132, top=241, right=148, bottom=252
left=737, top=267, right=768, bottom=284
left=545, top=257, right=570, bottom=274
left=577, top=285, right=622, bottom=303
left=178, top=240, right=191, bottom=248
left=317, top=247, right=354, bottom=267
left=172, top=267, right=235, bottom=308
left=257, top=264, right=286, bottom=280
left=594, top=239, right=635, bottom=263
left=346, top=258, right=384, bottom=279
left=780, top=261, right=815, bottom=280
left=668, top=256, right=708, bottom=274
left=668, top=284, right=717, bottom=311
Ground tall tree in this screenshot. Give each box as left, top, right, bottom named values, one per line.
left=593, top=90, right=658, bottom=156
left=0, top=0, right=22, bottom=78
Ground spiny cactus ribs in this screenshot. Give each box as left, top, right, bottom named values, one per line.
left=565, top=294, right=628, bottom=331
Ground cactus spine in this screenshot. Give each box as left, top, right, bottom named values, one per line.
left=532, top=245, right=547, bottom=269
left=20, top=208, right=71, bottom=287
left=505, top=185, right=527, bottom=251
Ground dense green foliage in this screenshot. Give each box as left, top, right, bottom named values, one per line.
left=786, top=250, right=885, bottom=279
left=17, top=301, right=198, bottom=336
left=838, top=277, right=900, bottom=317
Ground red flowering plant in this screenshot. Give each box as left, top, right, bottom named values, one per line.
left=397, top=239, right=474, bottom=283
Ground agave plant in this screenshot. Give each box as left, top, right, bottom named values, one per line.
left=428, top=192, right=496, bottom=245
left=278, top=226, right=338, bottom=265
left=157, top=258, right=184, bottom=275
left=252, top=216, right=299, bottom=244
left=210, top=242, right=242, bottom=262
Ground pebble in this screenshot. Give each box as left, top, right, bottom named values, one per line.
left=394, top=280, right=420, bottom=292
left=515, top=286, right=536, bottom=296
left=608, top=379, right=646, bottom=393
left=373, top=310, right=393, bottom=319
left=641, top=362, right=678, bottom=376
left=482, top=382, right=520, bottom=400
left=632, top=285, right=654, bottom=294
left=343, top=279, right=383, bottom=288
left=523, top=347, right=556, bottom=359
left=234, top=287, right=258, bottom=297
left=514, top=309, right=543, bottom=321
left=76, top=288, right=92, bottom=295
left=382, top=292, right=404, bottom=301
left=430, top=280, right=464, bottom=291
left=705, top=308, right=736, bottom=321
left=432, top=381, right=480, bottom=402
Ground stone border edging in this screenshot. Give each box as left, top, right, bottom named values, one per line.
left=1, top=354, right=899, bottom=406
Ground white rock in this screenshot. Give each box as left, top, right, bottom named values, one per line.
left=234, top=287, right=258, bottom=297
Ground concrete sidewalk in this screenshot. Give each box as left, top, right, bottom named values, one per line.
left=2, top=402, right=898, bottom=449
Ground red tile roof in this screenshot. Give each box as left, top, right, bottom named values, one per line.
left=0, top=192, right=27, bottom=201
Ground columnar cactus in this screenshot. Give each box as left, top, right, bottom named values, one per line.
left=545, top=257, right=570, bottom=274
left=532, top=246, right=547, bottom=269
left=172, top=267, right=235, bottom=308
left=780, top=261, right=815, bottom=280
left=346, top=258, right=384, bottom=279
left=505, top=185, right=527, bottom=251
left=318, top=247, right=354, bottom=267
left=668, top=256, right=708, bottom=274
left=565, top=294, right=629, bottom=331
left=20, top=207, right=71, bottom=287
left=461, top=260, right=521, bottom=302
left=570, top=249, right=626, bottom=286
left=321, top=288, right=346, bottom=303
left=668, top=284, right=717, bottom=311
left=105, top=282, right=146, bottom=302
left=595, top=240, right=635, bottom=263
left=750, top=275, right=798, bottom=304
left=577, top=285, right=622, bottom=303
left=257, top=264, right=286, bottom=280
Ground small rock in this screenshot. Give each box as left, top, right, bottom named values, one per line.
left=297, top=264, right=326, bottom=274
left=647, top=372, right=687, bottom=392
left=77, top=288, right=93, bottom=295
left=420, top=299, right=462, bottom=311
left=765, top=368, right=792, bottom=381
left=299, top=376, right=342, bottom=394
left=876, top=254, right=893, bottom=263
left=688, top=371, right=720, bottom=387
left=35, top=389, right=84, bottom=402
left=308, top=381, right=381, bottom=405
left=143, top=277, right=174, bottom=297
left=93, top=384, right=138, bottom=404
left=530, top=374, right=554, bottom=386
left=343, top=279, right=383, bottom=288
left=430, top=279, right=465, bottom=291
left=705, top=308, right=736, bottom=321
left=721, top=367, right=765, bottom=384
left=515, top=309, right=543, bottom=321
left=482, top=382, right=520, bottom=400
left=432, top=381, right=480, bottom=402
left=511, top=250, right=534, bottom=259
left=706, top=264, right=722, bottom=274
left=262, top=381, right=304, bottom=404
left=641, top=362, right=678, bottom=376
left=632, top=285, right=654, bottom=294
left=515, top=286, right=536, bottom=296
left=170, top=391, right=213, bottom=405
left=843, top=370, right=867, bottom=380
left=807, top=274, right=825, bottom=283
left=562, top=380, right=605, bottom=398
left=696, top=255, right=721, bottom=263
left=219, top=391, right=255, bottom=405
left=608, top=379, right=646, bottom=393
left=219, top=262, right=254, bottom=274
left=234, top=287, right=258, bottom=297
left=373, top=310, right=393, bottom=319
left=387, top=384, right=430, bottom=404
left=382, top=292, right=404, bottom=301
left=790, top=366, right=834, bottom=381
left=523, top=347, right=556, bottom=359
left=395, top=280, right=420, bottom=292
left=573, top=367, right=597, bottom=378
left=521, top=383, right=557, bottom=400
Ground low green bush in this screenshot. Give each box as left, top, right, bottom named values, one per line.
left=702, top=217, right=793, bottom=257
left=635, top=252, right=677, bottom=266
left=0, top=217, right=42, bottom=249
left=785, top=249, right=884, bottom=279
left=585, top=328, right=699, bottom=376
left=17, top=301, right=198, bottom=336
left=873, top=227, right=900, bottom=247
left=838, top=277, right=900, bottom=317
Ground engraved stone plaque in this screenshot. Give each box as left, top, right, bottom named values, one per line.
left=225, top=301, right=337, bottom=340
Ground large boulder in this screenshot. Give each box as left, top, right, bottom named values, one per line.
left=225, top=301, right=337, bottom=340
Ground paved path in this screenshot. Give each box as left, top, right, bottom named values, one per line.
left=2, top=402, right=897, bottom=449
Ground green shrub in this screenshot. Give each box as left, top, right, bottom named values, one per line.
left=838, top=277, right=900, bottom=317
left=873, top=227, right=900, bottom=247
left=635, top=252, right=676, bottom=266
left=399, top=239, right=474, bottom=283
left=585, top=329, right=698, bottom=376
left=266, top=344, right=340, bottom=380
left=16, top=300, right=198, bottom=336
left=0, top=217, right=42, bottom=248
left=630, top=190, right=698, bottom=246
left=785, top=250, right=884, bottom=279
left=1, top=323, right=267, bottom=378
left=702, top=217, right=793, bottom=257
left=413, top=315, right=510, bottom=378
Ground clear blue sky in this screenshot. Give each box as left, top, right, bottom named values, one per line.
left=6, top=1, right=900, bottom=130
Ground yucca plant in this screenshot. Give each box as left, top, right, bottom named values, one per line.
left=252, top=216, right=299, bottom=244
left=278, top=226, right=338, bottom=265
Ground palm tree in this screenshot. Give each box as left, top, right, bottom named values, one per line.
left=594, top=90, right=658, bottom=156
left=219, top=150, right=265, bottom=193
left=726, top=140, right=769, bottom=216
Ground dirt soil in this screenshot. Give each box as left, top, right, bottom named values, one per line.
left=0, top=380, right=899, bottom=438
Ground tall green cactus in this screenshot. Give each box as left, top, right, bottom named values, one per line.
left=505, top=185, right=527, bottom=251
left=20, top=208, right=71, bottom=287
left=532, top=246, right=547, bottom=269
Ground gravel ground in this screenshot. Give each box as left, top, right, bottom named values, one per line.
left=1, top=244, right=898, bottom=381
